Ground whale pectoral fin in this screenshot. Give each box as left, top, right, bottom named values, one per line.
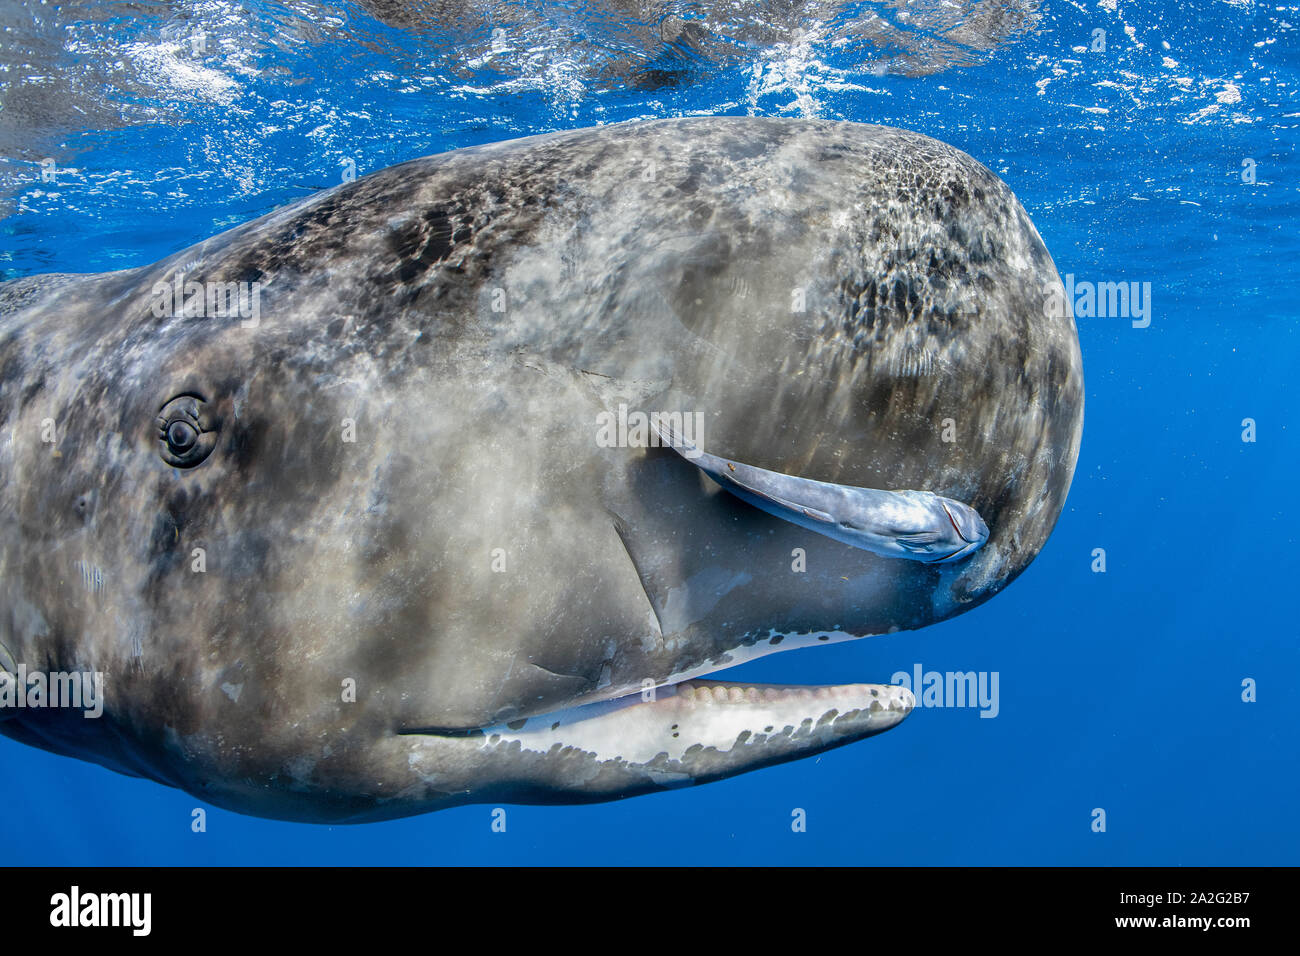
left=894, top=531, right=945, bottom=554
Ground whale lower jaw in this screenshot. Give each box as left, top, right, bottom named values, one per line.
left=405, top=677, right=915, bottom=789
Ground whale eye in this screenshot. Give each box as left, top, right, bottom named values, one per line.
left=167, top=420, right=197, bottom=452
left=156, top=394, right=218, bottom=468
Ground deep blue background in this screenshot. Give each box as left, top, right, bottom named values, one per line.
left=1, top=0, right=1295, bottom=864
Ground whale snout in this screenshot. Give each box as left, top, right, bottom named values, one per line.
left=955, top=502, right=990, bottom=544
left=938, top=499, right=991, bottom=562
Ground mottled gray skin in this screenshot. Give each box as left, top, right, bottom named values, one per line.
left=0, top=118, right=1082, bottom=822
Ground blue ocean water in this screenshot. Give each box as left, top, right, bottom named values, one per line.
left=0, top=0, right=1295, bottom=864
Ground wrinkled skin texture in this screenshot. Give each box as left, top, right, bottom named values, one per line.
left=0, top=118, right=1082, bottom=822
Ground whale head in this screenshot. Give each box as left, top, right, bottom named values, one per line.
left=0, top=256, right=922, bottom=823
left=0, top=118, right=1081, bottom=822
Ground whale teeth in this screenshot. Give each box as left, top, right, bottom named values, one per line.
left=668, top=681, right=899, bottom=706
left=676, top=681, right=771, bottom=703
left=472, top=678, right=914, bottom=773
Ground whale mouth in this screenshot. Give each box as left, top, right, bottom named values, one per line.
left=401, top=673, right=915, bottom=781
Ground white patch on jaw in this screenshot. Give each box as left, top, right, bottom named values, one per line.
left=481, top=681, right=913, bottom=765
left=566, top=628, right=876, bottom=711
left=220, top=682, right=243, bottom=703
